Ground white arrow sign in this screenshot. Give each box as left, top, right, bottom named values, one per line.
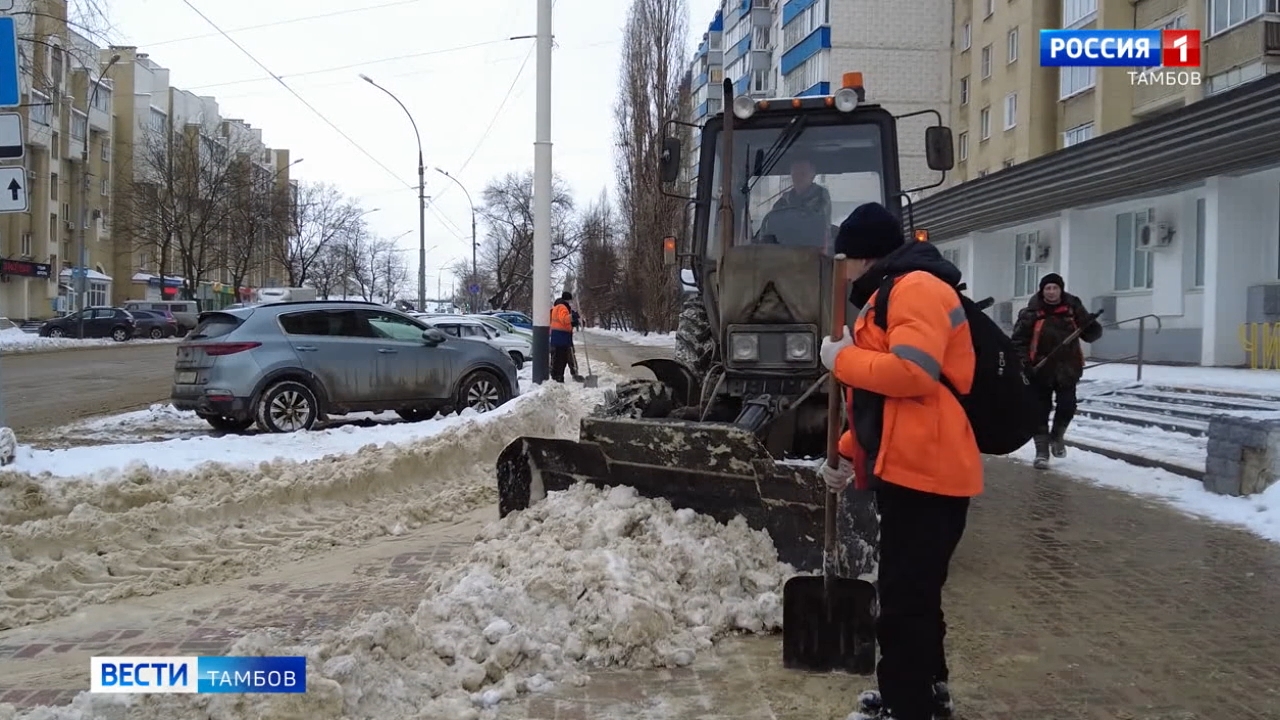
left=0, top=165, right=27, bottom=213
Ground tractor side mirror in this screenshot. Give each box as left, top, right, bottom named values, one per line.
left=663, top=236, right=678, bottom=266
left=659, top=137, right=682, bottom=183
left=925, top=126, right=954, bottom=171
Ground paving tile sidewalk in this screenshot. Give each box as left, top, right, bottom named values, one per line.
left=1, top=460, right=1278, bottom=718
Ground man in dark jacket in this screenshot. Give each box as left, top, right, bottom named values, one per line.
left=1011, top=273, right=1103, bottom=469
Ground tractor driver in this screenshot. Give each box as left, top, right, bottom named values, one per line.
left=772, top=157, right=832, bottom=228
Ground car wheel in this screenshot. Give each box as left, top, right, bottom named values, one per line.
left=456, top=370, right=509, bottom=414
left=396, top=407, right=437, bottom=423
left=200, top=414, right=254, bottom=432
left=48, top=327, right=65, bottom=338
left=111, top=327, right=129, bottom=342
left=256, top=380, right=319, bottom=433
left=148, top=327, right=164, bottom=340
left=508, top=352, right=524, bottom=369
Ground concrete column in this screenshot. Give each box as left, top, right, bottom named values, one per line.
left=1058, top=208, right=1110, bottom=313
left=1201, top=175, right=1271, bottom=366
left=968, top=231, right=1013, bottom=304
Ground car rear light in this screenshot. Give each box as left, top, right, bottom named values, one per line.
left=202, top=342, right=261, bottom=356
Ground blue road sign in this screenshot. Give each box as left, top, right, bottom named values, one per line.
left=0, top=18, right=17, bottom=108
left=468, top=284, right=480, bottom=294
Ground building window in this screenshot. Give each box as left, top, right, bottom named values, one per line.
left=1114, top=209, right=1155, bottom=291
left=1063, top=0, right=1098, bottom=28
left=1007, top=27, right=1019, bottom=62
left=958, top=131, right=969, bottom=161
left=101, top=178, right=108, bottom=196
left=101, top=137, right=111, bottom=161
left=979, top=107, right=991, bottom=140
left=1209, top=0, right=1279, bottom=36
left=89, top=280, right=108, bottom=307
left=1207, top=60, right=1266, bottom=95
left=29, top=91, right=49, bottom=125
left=1194, top=197, right=1206, bottom=287
left=20, top=232, right=31, bottom=256
left=961, top=22, right=971, bottom=50
left=1014, top=231, right=1044, bottom=297
left=959, top=76, right=969, bottom=104
left=1159, top=13, right=1189, bottom=30
left=981, top=45, right=992, bottom=78
left=783, top=52, right=827, bottom=96
left=71, top=111, right=86, bottom=140
left=51, top=132, right=59, bottom=159
left=1062, top=122, right=1095, bottom=147
left=984, top=0, right=994, bottom=18
left=50, top=172, right=58, bottom=200
left=147, top=107, right=167, bottom=134
left=1059, top=65, right=1096, bottom=98
left=90, top=82, right=110, bottom=112
left=1004, top=92, right=1017, bottom=129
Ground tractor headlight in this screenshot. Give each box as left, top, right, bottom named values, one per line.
left=785, top=333, right=813, bottom=361
left=730, top=333, right=759, bottom=361
left=833, top=87, right=860, bottom=112
left=732, top=94, right=756, bottom=120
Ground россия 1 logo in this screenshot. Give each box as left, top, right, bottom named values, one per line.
left=1038, top=28, right=1201, bottom=87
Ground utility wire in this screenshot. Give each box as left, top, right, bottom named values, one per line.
left=140, top=0, right=425, bottom=47
left=179, top=0, right=413, bottom=189
left=186, top=38, right=515, bottom=90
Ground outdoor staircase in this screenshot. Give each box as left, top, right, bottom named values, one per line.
left=1070, top=382, right=1280, bottom=480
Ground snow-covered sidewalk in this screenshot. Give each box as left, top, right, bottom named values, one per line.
left=0, top=327, right=179, bottom=355
left=1081, top=362, right=1280, bottom=395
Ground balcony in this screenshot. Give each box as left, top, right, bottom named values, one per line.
left=749, top=47, right=772, bottom=72
left=1204, top=18, right=1280, bottom=75
left=750, top=0, right=772, bottom=28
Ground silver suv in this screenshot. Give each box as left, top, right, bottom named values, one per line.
left=171, top=301, right=519, bottom=433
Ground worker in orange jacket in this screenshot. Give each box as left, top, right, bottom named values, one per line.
left=818, top=202, right=982, bottom=720
left=549, top=291, right=575, bottom=382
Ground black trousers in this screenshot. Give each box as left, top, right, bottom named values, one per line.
left=875, top=482, right=970, bottom=720
left=1033, top=377, right=1078, bottom=436
left=550, top=345, right=571, bottom=382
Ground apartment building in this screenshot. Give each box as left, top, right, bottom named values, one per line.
left=685, top=0, right=952, bottom=194
left=0, top=0, right=114, bottom=320
left=919, top=0, right=1280, bottom=367
left=104, top=48, right=294, bottom=308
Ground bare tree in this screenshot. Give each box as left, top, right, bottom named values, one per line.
left=120, top=125, right=250, bottom=298
left=613, top=0, right=691, bottom=332
left=575, top=191, right=625, bottom=328
left=218, top=158, right=286, bottom=293
left=476, top=170, right=579, bottom=312
left=309, top=242, right=348, bottom=299
left=272, top=181, right=364, bottom=287
left=341, top=231, right=409, bottom=303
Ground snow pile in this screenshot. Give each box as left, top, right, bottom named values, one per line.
left=0, top=327, right=178, bottom=354
left=590, top=328, right=676, bottom=348
left=3, top=485, right=790, bottom=720
left=0, top=382, right=603, bottom=629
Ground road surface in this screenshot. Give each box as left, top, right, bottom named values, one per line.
left=0, top=344, right=176, bottom=435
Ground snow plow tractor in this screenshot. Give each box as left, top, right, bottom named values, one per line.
left=497, top=74, right=954, bottom=576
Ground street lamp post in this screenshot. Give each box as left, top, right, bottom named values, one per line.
left=358, top=74, right=426, bottom=312
left=432, top=168, right=478, bottom=313
left=77, top=53, right=121, bottom=340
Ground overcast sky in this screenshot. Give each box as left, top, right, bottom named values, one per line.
left=103, top=0, right=720, bottom=292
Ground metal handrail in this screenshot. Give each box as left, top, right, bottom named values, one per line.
left=1083, top=313, right=1163, bottom=381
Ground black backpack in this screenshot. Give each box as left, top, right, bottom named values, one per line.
left=873, top=276, right=1038, bottom=455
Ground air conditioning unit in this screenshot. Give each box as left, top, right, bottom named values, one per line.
left=1020, top=237, right=1052, bottom=264
left=1137, top=222, right=1174, bottom=250
left=64, top=220, right=74, bottom=231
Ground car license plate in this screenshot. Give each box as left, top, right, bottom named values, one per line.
left=176, top=371, right=197, bottom=384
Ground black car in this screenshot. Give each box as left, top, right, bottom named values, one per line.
left=128, top=309, right=181, bottom=339
left=40, top=307, right=136, bottom=341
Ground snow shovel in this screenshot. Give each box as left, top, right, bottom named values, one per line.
left=782, top=255, right=877, bottom=675
left=1031, top=309, right=1105, bottom=373
left=576, top=332, right=598, bottom=388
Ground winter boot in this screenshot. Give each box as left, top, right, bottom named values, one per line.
left=1049, top=426, right=1067, bottom=458
left=846, top=686, right=953, bottom=719
left=1033, top=434, right=1050, bottom=470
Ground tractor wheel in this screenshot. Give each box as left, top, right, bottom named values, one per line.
left=674, top=293, right=715, bottom=379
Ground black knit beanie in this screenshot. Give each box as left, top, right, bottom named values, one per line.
left=834, top=203, right=905, bottom=260
left=1039, top=273, right=1064, bottom=292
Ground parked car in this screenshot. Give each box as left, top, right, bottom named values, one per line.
left=39, top=307, right=135, bottom=341
left=471, top=313, right=533, bottom=341
left=123, top=300, right=200, bottom=335
left=129, top=309, right=181, bottom=339
left=171, top=301, right=519, bottom=433
left=484, top=310, right=533, bottom=329
left=422, top=315, right=533, bottom=369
